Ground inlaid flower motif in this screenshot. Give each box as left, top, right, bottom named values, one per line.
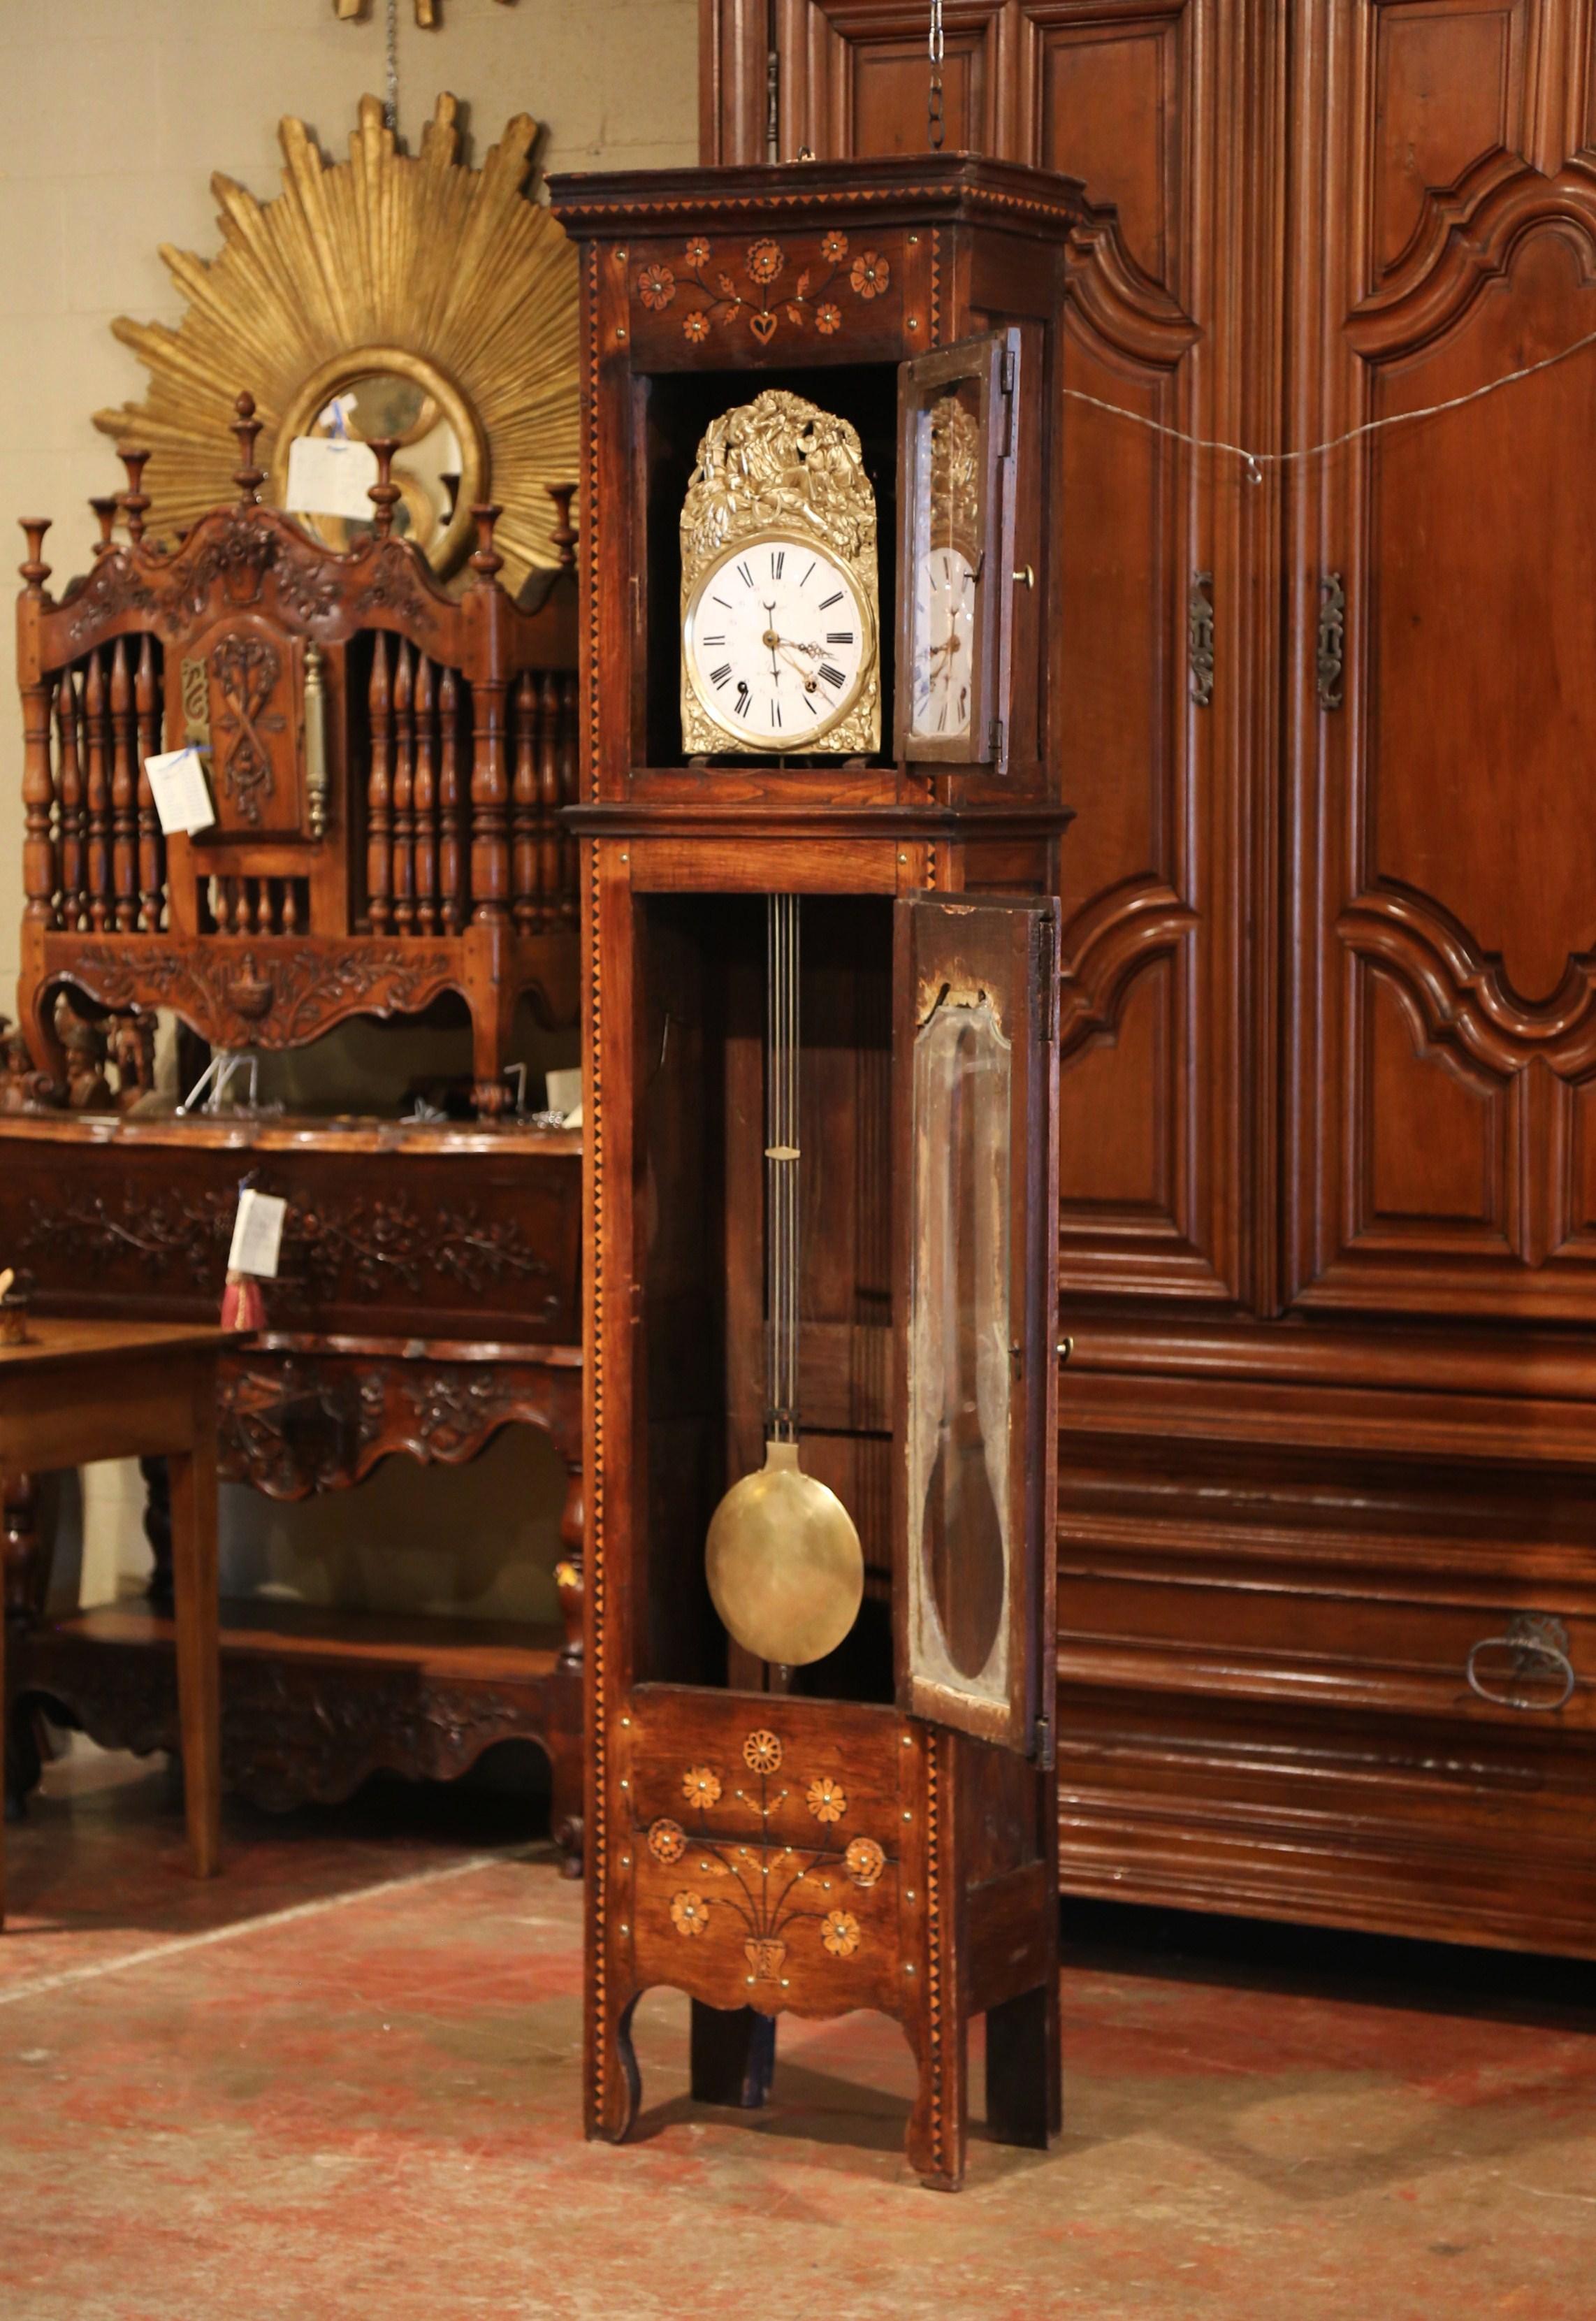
left=850, top=250, right=890, bottom=300
left=815, top=303, right=842, bottom=335
left=637, top=262, right=676, bottom=310
left=845, top=1836, right=885, bottom=1887
left=647, top=1817, right=686, bottom=1865
left=820, top=230, right=850, bottom=264
left=746, top=237, right=785, bottom=284
left=685, top=236, right=711, bottom=267
left=670, top=1889, right=710, bottom=1937
left=743, top=1730, right=783, bottom=1775
left=682, top=310, right=711, bottom=344
left=806, top=1775, right=847, bottom=1824
left=683, top=1764, right=722, bottom=1809
left=821, top=1908, right=862, bottom=1958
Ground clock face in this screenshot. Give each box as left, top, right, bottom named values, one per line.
left=908, top=545, right=977, bottom=742
left=683, top=534, right=875, bottom=751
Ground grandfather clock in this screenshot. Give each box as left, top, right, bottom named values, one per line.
left=551, top=153, right=1084, bottom=2190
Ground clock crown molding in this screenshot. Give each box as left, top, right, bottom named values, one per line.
left=549, top=152, right=1090, bottom=236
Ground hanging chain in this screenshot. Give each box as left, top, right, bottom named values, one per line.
left=384, top=0, right=400, bottom=133
left=1062, top=317, right=1596, bottom=482
left=927, top=0, right=945, bottom=152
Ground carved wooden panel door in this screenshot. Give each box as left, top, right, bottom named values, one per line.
left=1285, top=0, right=1596, bottom=1322
left=705, top=0, right=1282, bottom=1315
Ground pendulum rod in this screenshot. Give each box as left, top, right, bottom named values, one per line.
left=766, top=894, right=800, bottom=1447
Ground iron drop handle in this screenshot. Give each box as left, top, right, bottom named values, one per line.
left=1465, top=1613, right=1576, bottom=1712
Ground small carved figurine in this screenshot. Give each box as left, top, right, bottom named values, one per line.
left=54, top=994, right=112, bottom=1111
left=0, top=1018, right=41, bottom=1113
left=106, top=1011, right=157, bottom=1111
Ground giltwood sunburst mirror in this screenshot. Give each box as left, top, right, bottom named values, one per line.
left=94, top=92, right=578, bottom=598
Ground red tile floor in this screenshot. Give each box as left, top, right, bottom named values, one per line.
left=2, top=1744, right=1595, bottom=2320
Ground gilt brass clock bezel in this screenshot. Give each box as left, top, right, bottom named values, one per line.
left=682, top=528, right=879, bottom=753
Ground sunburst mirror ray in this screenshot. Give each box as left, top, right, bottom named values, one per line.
left=94, top=92, right=578, bottom=597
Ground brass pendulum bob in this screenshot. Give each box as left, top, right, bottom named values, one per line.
left=705, top=894, right=864, bottom=1668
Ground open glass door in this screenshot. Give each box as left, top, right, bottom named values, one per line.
left=893, top=892, right=1060, bottom=1757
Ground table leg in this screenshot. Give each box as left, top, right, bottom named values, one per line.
left=166, top=1367, right=222, bottom=1879
left=0, top=1463, right=6, bottom=1928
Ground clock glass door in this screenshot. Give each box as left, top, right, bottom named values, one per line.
left=894, top=892, right=1059, bottom=1753
left=896, top=331, right=1020, bottom=774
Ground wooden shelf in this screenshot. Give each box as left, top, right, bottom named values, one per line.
left=48, top=1598, right=568, bottom=1681
left=21, top=1597, right=583, bottom=1841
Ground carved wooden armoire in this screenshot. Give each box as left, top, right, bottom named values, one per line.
left=553, top=154, right=1075, bottom=2185
left=701, top=0, right=1596, bottom=1958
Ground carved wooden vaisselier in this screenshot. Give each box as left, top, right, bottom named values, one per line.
left=551, top=154, right=1080, bottom=2189
left=4, top=410, right=588, bottom=1837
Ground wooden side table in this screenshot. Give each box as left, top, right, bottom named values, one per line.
left=0, top=1320, right=238, bottom=1926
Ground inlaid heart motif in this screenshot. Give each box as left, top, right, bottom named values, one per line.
left=749, top=310, right=778, bottom=346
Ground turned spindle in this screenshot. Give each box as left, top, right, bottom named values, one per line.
left=18, top=519, right=51, bottom=595
left=469, top=502, right=504, bottom=586
left=89, top=496, right=119, bottom=558
left=546, top=482, right=578, bottom=569
left=367, top=437, right=400, bottom=538
left=231, top=392, right=265, bottom=505
left=117, top=449, right=151, bottom=544
left=18, top=522, right=55, bottom=932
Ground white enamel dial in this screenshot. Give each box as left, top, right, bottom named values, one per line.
left=908, top=545, right=976, bottom=742
left=683, top=534, right=873, bottom=750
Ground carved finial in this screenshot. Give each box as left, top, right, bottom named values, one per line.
left=231, top=391, right=264, bottom=504
left=546, top=483, right=577, bottom=569
left=18, top=519, right=52, bottom=595
left=367, top=436, right=400, bottom=539
left=470, top=502, right=504, bottom=586
left=89, top=495, right=119, bottom=558
left=117, top=449, right=151, bottom=544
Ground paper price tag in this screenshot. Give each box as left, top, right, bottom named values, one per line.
left=227, top=1189, right=287, bottom=1280
left=544, top=1066, right=582, bottom=1122
left=284, top=433, right=379, bottom=522
left=144, top=746, right=215, bottom=835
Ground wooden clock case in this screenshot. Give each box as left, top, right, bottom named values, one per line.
left=551, top=154, right=1084, bottom=2189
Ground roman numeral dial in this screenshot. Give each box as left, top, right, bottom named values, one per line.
left=683, top=533, right=874, bottom=752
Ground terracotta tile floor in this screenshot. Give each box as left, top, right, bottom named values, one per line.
left=3, top=1745, right=1595, bottom=2320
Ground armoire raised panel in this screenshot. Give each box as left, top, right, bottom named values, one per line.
left=1288, top=1, right=1596, bottom=1322
left=702, top=0, right=1596, bottom=1954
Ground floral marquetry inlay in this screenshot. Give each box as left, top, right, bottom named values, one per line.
left=631, top=231, right=890, bottom=349
left=649, top=1731, right=892, bottom=1987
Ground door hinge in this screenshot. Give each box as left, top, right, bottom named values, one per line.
left=1316, top=572, right=1345, bottom=710
left=1035, top=918, right=1056, bottom=1042
left=988, top=713, right=1006, bottom=769
left=764, top=12, right=780, bottom=161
